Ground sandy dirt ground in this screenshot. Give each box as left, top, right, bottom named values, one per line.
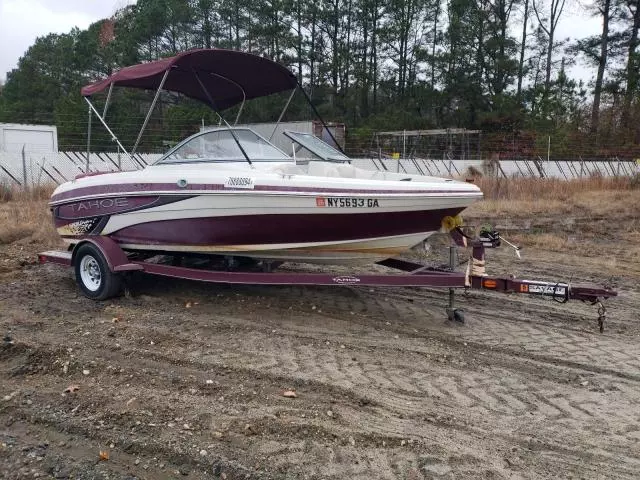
left=1, top=209, right=639, bottom=479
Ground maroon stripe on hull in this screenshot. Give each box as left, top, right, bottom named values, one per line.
left=50, top=182, right=478, bottom=203
left=108, top=208, right=463, bottom=246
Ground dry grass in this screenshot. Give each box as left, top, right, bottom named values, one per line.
left=462, top=177, right=640, bottom=267
left=509, top=232, right=571, bottom=251
left=468, top=176, right=640, bottom=218
left=0, top=186, right=59, bottom=246
left=474, top=176, right=635, bottom=201
left=0, top=184, right=54, bottom=203
left=506, top=230, right=640, bottom=273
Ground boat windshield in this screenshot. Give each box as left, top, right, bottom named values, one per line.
left=158, top=128, right=290, bottom=164
left=284, top=131, right=350, bottom=162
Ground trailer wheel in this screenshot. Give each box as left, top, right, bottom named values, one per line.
left=74, top=244, right=122, bottom=300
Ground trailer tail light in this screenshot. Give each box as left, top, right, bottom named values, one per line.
left=483, top=279, right=497, bottom=289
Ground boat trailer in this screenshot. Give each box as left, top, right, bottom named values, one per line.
left=38, top=228, right=616, bottom=332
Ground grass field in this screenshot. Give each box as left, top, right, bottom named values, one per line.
left=469, top=176, right=640, bottom=217
left=0, top=185, right=59, bottom=245
left=464, top=177, right=640, bottom=260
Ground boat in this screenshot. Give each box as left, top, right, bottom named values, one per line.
left=50, top=49, right=482, bottom=265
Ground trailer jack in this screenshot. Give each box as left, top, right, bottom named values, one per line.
left=596, top=301, right=607, bottom=334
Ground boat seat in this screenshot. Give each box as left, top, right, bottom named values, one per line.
left=307, top=161, right=387, bottom=180
left=268, top=163, right=307, bottom=176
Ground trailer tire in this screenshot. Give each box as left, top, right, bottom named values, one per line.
left=74, top=243, right=122, bottom=300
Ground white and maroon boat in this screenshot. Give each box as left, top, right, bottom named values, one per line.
left=50, top=49, right=482, bottom=266
left=41, top=50, right=616, bottom=317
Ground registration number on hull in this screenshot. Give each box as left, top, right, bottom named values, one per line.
left=316, top=197, right=379, bottom=208
left=224, top=177, right=255, bottom=189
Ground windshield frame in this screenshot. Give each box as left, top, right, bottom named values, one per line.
left=155, top=127, right=292, bottom=165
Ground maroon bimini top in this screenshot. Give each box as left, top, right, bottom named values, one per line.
left=81, top=48, right=297, bottom=110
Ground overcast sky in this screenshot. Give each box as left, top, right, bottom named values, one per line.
left=0, top=0, right=603, bottom=85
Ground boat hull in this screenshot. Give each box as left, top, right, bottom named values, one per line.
left=52, top=193, right=472, bottom=264
left=50, top=166, right=482, bottom=265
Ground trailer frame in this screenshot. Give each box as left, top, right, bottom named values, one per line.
left=37, top=230, right=616, bottom=332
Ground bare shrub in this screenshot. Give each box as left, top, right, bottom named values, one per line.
left=465, top=166, right=483, bottom=178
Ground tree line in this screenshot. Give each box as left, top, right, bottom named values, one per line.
left=0, top=0, right=639, bottom=158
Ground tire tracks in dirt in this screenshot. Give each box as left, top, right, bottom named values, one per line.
left=2, top=250, right=640, bottom=478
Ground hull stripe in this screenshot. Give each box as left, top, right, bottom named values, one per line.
left=50, top=182, right=480, bottom=204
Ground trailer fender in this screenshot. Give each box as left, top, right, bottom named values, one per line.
left=71, top=237, right=143, bottom=273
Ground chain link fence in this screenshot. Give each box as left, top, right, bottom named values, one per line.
left=0, top=150, right=161, bottom=188
left=1, top=146, right=638, bottom=190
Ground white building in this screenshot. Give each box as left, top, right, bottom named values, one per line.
left=0, top=123, right=58, bottom=153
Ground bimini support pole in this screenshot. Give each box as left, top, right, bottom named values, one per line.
left=234, top=91, right=246, bottom=125
left=102, top=83, right=114, bottom=118
left=83, top=97, right=133, bottom=161
left=86, top=105, right=92, bottom=173
left=131, top=68, right=170, bottom=155
left=270, top=88, right=296, bottom=141
left=191, top=69, right=253, bottom=166
left=197, top=70, right=247, bottom=127
left=296, top=80, right=345, bottom=154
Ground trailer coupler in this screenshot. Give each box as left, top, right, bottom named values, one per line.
left=467, top=274, right=615, bottom=330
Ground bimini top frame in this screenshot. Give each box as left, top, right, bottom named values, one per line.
left=81, top=48, right=344, bottom=168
